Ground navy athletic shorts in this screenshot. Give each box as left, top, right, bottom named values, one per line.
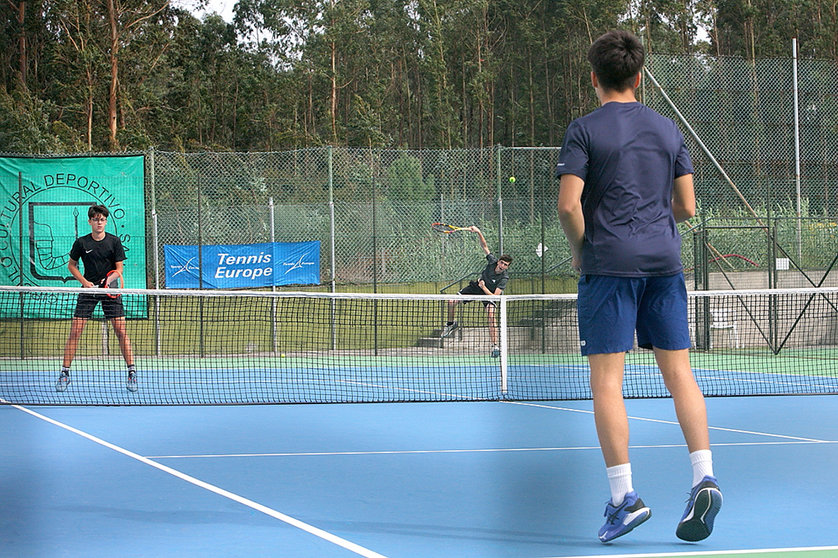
left=576, top=273, right=690, bottom=356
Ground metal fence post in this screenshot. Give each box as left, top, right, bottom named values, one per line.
left=496, top=145, right=504, bottom=256
left=328, top=146, right=336, bottom=350
left=197, top=177, right=204, bottom=357
left=270, top=196, right=277, bottom=354
left=148, top=147, right=161, bottom=356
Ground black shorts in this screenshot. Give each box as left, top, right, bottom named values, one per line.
left=74, top=292, right=125, bottom=319
left=458, top=281, right=497, bottom=307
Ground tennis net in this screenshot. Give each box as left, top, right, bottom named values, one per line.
left=1, top=286, right=837, bottom=405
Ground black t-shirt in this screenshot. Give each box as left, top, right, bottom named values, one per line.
left=69, top=233, right=126, bottom=284
left=478, top=254, right=509, bottom=293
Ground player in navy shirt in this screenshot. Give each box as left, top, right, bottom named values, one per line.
left=56, top=205, right=137, bottom=393
left=558, top=102, right=692, bottom=276
left=557, top=30, right=721, bottom=543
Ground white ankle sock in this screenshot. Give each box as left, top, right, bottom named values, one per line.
left=606, top=463, right=633, bottom=506
left=690, top=449, right=714, bottom=486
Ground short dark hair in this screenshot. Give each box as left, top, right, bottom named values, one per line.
left=587, top=30, right=644, bottom=92
left=88, top=204, right=109, bottom=219
left=499, top=254, right=512, bottom=264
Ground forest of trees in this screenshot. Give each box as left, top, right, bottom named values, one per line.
left=3, top=0, right=838, bottom=154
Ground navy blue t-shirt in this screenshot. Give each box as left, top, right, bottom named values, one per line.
left=557, top=102, right=693, bottom=276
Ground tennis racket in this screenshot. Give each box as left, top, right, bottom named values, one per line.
left=432, top=222, right=471, bottom=234
left=100, top=270, right=123, bottom=298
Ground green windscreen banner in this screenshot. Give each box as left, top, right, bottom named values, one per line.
left=0, top=155, right=147, bottom=318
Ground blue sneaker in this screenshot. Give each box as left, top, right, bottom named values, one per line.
left=676, top=475, right=722, bottom=542
left=598, top=491, right=651, bottom=543
left=490, top=345, right=500, bottom=358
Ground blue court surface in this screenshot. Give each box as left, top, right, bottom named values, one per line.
left=2, top=395, right=838, bottom=557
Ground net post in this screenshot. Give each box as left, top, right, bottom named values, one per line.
left=18, top=289, right=24, bottom=359
left=500, top=296, right=508, bottom=396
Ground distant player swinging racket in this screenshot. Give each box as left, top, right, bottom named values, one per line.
left=437, top=225, right=513, bottom=358
left=56, top=205, right=138, bottom=393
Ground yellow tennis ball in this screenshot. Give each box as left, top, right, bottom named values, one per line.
left=509, top=176, right=516, bottom=183
left=280, top=353, right=286, bottom=358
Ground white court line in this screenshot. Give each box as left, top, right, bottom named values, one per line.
left=548, top=545, right=838, bottom=558
left=7, top=403, right=388, bottom=558
left=147, top=440, right=837, bottom=460
left=504, top=400, right=832, bottom=442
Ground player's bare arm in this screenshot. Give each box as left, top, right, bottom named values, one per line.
left=672, top=174, right=696, bottom=223
left=68, top=258, right=94, bottom=288
left=469, top=226, right=490, bottom=255
left=115, top=261, right=125, bottom=285
left=477, top=279, right=501, bottom=296
left=558, top=173, right=586, bottom=271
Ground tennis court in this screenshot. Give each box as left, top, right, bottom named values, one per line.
left=2, top=396, right=838, bottom=557
left=2, top=286, right=838, bottom=556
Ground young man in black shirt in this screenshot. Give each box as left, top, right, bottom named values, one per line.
left=441, top=226, right=512, bottom=358
left=56, top=205, right=137, bottom=393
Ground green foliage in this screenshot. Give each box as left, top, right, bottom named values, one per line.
left=0, top=86, right=65, bottom=153
left=691, top=200, right=838, bottom=270
left=384, top=155, right=435, bottom=202
left=7, top=0, right=838, bottom=151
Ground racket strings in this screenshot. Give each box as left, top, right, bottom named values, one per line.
left=431, top=222, right=463, bottom=233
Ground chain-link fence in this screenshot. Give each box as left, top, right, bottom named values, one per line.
left=4, top=53, right=838, bottom=293
left=644, top=52, right=838, bottom=290
left=645, top=53, right=838, bottom=215
left=148, top=146, right=570, bottom=293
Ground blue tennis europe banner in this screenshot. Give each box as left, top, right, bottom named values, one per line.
left=164, top=241, right=320, bottom=288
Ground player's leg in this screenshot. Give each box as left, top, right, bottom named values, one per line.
left=441, top=299, right=460, bottom=338
left=636, top=274, right=715, bottom=454
left=443, top=285, right=475, bottom=338
left=590, top=351, right=651, bottom=542
left=638, top=274, right=721, bottom=541
left=57, top=317, right=87, bottom=391
left=655, top=347, right=721, bottom=541
left=57, top=294, right=96, bottom=392
left=636, top=275, right=709, bottom=451
left=579, top=276, right=639, bottom=468
left=589, top=352, right=630, bottom=466
left=655, top=348, right=708, bottom=452
left=62, top=317, right=88, bottom=368
left=486, top=303, right=497, bottom=344
left=110, top=317, right=134, bottom=367
left=105, top=298, right=138, bottom=392
left=579, top=275, right=650, bottom=542
left=447, top=298, right=458, bottom=322
left=112, top=316, right=138, bottom=392
left=485, top=302, right=499, bottom=357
